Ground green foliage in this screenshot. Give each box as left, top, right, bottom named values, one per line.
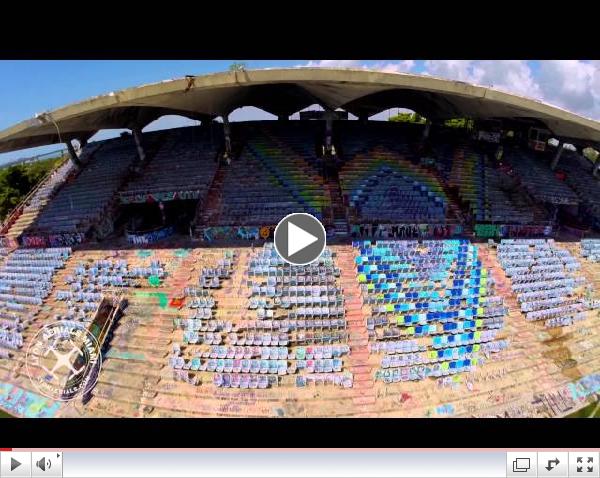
left=389, top=112, right=426, bottom=124
left=444, top=118, right=475, bottom=129
left=567, top=400, right=600, bottom=418
left=583, top=147, right=599, bottom=164
left=0, top=156, right=64, bottom=221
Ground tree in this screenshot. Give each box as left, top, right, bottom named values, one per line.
left=389, top=112, right=426, bottom=124
left=444, top=118, right=474, bottom=130
left=0, top=156, right=63, bottom=221
left=229, top=62, right=247, bottom=72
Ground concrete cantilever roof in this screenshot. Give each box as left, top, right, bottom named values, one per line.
left=1, top=67, right=600, bottom=154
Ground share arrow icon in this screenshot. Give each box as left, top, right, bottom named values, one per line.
left=546, top=458, right=560, bottom=471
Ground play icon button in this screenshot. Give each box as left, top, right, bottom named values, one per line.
left=1, top=452, right=31, bottom=477
left=274, top=213, right=326, bottom=265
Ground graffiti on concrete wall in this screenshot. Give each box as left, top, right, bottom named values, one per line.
left=20, top=232, right=85, bottom=248
left=126, top=226, right=174, bottom=245
left=201, top=226, right=261, bottom=242
left=351, top=223, right=463, bottom=239
left=0, top=236, right=18, bottom=248
left=120, top=190, right=200, bottom=204
left=474, top=224, right=552, bottom=239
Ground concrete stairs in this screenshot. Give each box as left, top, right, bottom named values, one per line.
left=336, top=246, right=376, bottom=412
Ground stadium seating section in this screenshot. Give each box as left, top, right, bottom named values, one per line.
left=497, top=239, right=589, bottom=328
left=505, top=148, right=579, bottom=206
left=3, top=120, right=600, bottom=418
left=447, top=144, right=536, bottom=224
left=119, top=127, right=219, bottom=205
left=201, top=123, right=330, bottom=226
left=21, top=137, right=144, bottom=240
left=356, top=239, right=508, bottom=382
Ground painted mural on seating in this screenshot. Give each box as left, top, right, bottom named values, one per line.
left=567, top=373, right=600, bottom=403
left=0, top=382, right=61, bottom=418
left=201, top=226, right=261, bottom=242
left=474, top=224, right=552, bottom=239
left=120, top=190, right=200, bottom=204
left=126, top=225, right=175, bottom=245
left=350, top=223, right=463, bottom=239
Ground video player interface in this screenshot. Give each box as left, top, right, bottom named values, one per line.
left=0, top=450, right=599, bottom=478
left=1, top=61, right=600, bottom=419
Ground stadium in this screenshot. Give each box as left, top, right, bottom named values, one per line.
left=1, top=66, right=600, bottom=418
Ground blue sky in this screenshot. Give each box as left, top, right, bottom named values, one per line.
left=0, top=60, right=597, bottom=164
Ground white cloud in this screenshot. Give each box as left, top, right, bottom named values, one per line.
left=536, top=60, right=599, bottom=117
left=300, top=59, right=600, bottom=120
left=474, top=60, right=541, bottom=98
left=303, top=60, right=361, bottom=68
left=423, top=60, right=477, bottom=82
left=300, top=60, right=416, bottom=74
left=422, top=60, right=600, bottom=120
left=422, top=60, right=539, bottom=97
left=370, top=60, right=416, bottom=73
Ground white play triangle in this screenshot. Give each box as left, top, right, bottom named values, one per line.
left=288, top=221, right=318, bottom=256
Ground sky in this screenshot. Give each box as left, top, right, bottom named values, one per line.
left=1, top=59, right=599, bottom=164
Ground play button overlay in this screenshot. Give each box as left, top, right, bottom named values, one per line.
left=274, top=213, right=326, bottom=265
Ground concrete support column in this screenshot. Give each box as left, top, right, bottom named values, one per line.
left=495, top=144, right=504, bottom=161
left=132, top=126, right=146, bottom=162
left=324, top=110, right=335, bottom=152
left=551, top=142, right=565, bottom=170
left=277, top=114, right=289, bottom=121
left=222, top=115, right=232, bottom=156
left=65, top=140, right=81, bottom=167
left=422, top=120, right=432, bottom=141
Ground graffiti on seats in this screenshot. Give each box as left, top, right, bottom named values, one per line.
left=20, top=232, right=85, bottom=248
left=126, top=226, right=174, bottom=245
left=120, top=190, right=200, bottom=204
left=567, top=373, right=600, bottom=402
left=350, top=223, right=463, bottom=239
left=201, top=226, right=261, bottom=242
left=0, top=382, right=61, bottom=418
left=105, top=349, right=147, bottom=361
left=435, top=403, right=455, bottom=416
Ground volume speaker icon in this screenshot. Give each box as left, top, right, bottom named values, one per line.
left=36, top=457, right=51, bottom=472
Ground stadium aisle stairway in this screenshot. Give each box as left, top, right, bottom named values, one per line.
left=336, top=246, right=377, bottom=413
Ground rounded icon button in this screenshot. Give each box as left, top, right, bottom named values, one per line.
left=274, top=213, right=326, bottom=266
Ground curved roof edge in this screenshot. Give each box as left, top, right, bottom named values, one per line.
left=1, top=67, right=600, bottom=154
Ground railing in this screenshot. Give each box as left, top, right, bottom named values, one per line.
left=0, top=154, right=70, bottom=235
